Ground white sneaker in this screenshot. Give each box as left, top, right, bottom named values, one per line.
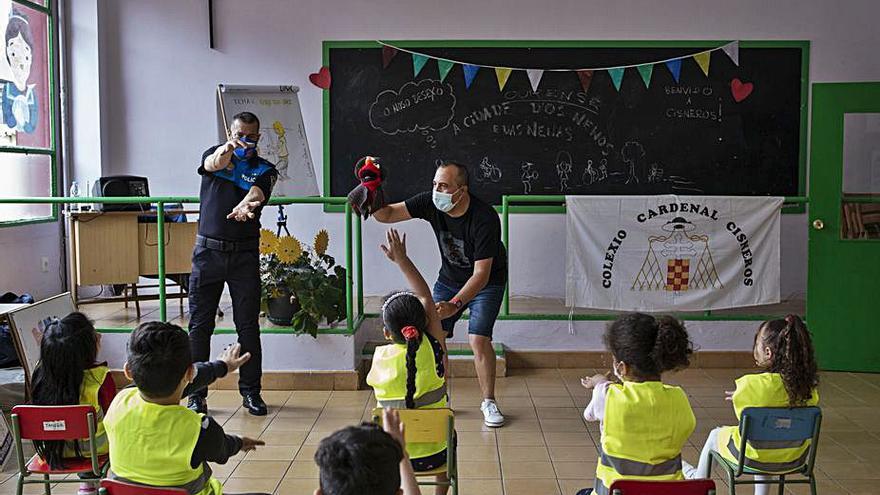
left=480, top=399, right=505, bottom=427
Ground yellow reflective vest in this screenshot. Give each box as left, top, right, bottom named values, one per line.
left=63, top=365, right=110, bottom=458
left=104, top=388, right=223, bottom=495
left=367, top=334, right=448, bottom=460
left=717, top=372, right=819, bottom=473
left=595, top=381, right=695, bottom=495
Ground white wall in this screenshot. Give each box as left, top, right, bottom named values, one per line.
left=0, top=222, right=64, bottom=299
left=76, top=0, right=880, bottom=303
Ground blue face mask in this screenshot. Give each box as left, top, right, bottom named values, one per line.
left=233, top=136, right=258, bottom=159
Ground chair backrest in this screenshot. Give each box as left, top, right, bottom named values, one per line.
left=741, top=407, right=821, bottom=443
left=100, top=480, right=188, bottom=495
left=11, top=405, right=96, bottom=441
left=610, top=479, right=716, bottom=495
left=371, top=407, right=453, bottom=444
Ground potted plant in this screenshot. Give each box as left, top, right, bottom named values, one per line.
left=259, top=228, right=347, bottom=337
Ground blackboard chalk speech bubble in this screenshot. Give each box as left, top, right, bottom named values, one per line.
left=369, top=79, right=456, bottom=135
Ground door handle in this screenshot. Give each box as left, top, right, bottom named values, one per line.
left=812, top=219, right=825, bottom=230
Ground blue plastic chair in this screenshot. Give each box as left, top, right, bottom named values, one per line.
left=709, top=406, right=822, bottom=495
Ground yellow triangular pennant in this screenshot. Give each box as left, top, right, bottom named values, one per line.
left=694, top=51, right=711, bottom=77
left=495, top=68, right=512, bottom=91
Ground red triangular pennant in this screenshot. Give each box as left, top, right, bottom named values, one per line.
left=382, top=46, right=398, bottom=69
left=577, top=70, right=594, bottom=93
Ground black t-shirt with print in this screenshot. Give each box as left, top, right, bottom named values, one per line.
left=198, top=145, right=278, bottom=241
left=405, top=191, right=508, bottom=286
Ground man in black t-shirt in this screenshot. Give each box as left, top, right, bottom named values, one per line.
left=187, top=111, right=278, bottom=417
left=373, top=162, right=508, bottom=427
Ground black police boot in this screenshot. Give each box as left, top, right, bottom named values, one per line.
left=242, top=393, right=268, bottom=416
left=187, top=395, right=207, bottom=415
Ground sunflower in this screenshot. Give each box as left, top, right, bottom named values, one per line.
left=259, top=229, right=279, bottom=255
left=276, top=236, right=303, bottom=264
left=314, top=229, right=330, bottom=256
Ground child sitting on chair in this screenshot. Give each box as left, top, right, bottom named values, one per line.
left=684, top=315, right=819, bottom=495
left=579, top=313, right=696, bottom=495
left=367, top=228, right=452, bottom=495
left=30, top=312, right=113, bottom=495
left=104, top=321, right=266, bottom=495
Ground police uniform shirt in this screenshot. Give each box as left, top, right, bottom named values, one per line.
left=198, top=145, right=279, bottom=241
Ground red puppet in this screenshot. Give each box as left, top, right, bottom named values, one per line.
left=347, top=156, right=387, bottom=219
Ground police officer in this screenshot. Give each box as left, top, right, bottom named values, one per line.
left=187, top=111, right=278, bottom=416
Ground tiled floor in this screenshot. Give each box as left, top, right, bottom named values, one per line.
left=3, top=367, right=878, bottom=495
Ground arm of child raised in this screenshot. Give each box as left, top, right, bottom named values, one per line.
left=381, top=228, right=432, bottom=301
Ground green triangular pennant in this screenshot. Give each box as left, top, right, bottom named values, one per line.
left=412, top=54, right=429, bottom=78
left=437, top=59, right=454, bottom=82
left=608, top=67, right=625, bottom=91
left=637, top=64, right=654, bottom=88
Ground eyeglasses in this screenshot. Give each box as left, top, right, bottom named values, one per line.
left=232, top=132, right=261, bottom=141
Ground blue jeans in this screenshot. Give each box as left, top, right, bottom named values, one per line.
left=432, top=280, right=504, bottom=339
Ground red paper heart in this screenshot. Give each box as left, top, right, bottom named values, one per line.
left=730, top=78, right=753, bottom=103
left=309, top=66, right=331, bottom=90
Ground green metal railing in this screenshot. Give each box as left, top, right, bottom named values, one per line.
left=500, top=194, right=811, bottom=321
left=0, top=195, right=365, bottom=336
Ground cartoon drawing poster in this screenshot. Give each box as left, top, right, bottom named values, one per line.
left=218, top=84, right=320, bottom=197
left=0, top=0, right=50, bottom=149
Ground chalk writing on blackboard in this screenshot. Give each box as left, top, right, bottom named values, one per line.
left=476, top=157, right=502, bottom=184
left=369, top=79, right=456, bottom=135
left=521, top=162, right=539, bottom=194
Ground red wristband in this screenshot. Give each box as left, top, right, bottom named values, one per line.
left=451, top=297, right=463, bottom=309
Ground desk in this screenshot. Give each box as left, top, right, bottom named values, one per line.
left=66, top=211, right=198, bottom=305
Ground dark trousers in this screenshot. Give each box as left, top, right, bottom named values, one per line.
left=188, top=245, right=262, bottom=398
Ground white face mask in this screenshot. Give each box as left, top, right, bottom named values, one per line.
left=432, top=189, right=458, bottom=213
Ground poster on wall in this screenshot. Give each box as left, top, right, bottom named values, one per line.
left=0, top=0, right=50, bottom=149
left=7, top=293, right=76, bottom=391
left=217, top=84, right=320, bottom=197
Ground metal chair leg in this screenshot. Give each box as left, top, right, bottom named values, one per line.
left=43, top=473, right=51, bottom=495
left=777, top=475, right=785, bottom=495
left=16, top=474, right=23, bottom=495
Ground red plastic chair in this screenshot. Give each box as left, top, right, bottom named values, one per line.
left=610, top=479, right=717, bottom=495
left=11, top=405, right=109, bottom=495
left=99, top=479, right=188, bottom=495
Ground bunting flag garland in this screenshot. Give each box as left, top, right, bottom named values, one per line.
left=412, top=54, right=429, bottom=77
left=608, top=67, right=625, bottom=91
left=495, top=68, right=513, bottom=91
left=694, top=51, right=711, bottom=76
left=722, top=41, right=739, bottom=66
left=463, top=64, right=480, bottom=89
left=665, top=59, right=682, bottom=83
left=636, top=64, right=654, bottom=87
left=526, top=69, right=544, bottom=91
left=438, top=59, right=454, bottom=82
left=376, top=41, right=742, bottom=91
left=381, top=46, right=398, bottom=68
left=576, top=70, right=594, bottom=93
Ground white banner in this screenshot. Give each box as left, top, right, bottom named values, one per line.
left=565, top=195, right=782, bottom=311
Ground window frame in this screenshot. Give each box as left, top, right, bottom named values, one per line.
left=0, top=0, right=58, bottom=227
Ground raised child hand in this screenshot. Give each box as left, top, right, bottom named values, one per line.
left=724, top=390, right=735, bottom=401
left=218, top=343, right=252, bottom=373
left=382, top=408, right=407, bottom=452
left=380, top=228, right=407, bottom=263
left=580, top=373, right=609, bottom=390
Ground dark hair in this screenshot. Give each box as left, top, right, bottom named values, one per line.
left=315, top=423, right=403, bottom=495
left=5, top=9, right=33, bottom=66
left=437, top=161, right=469, bottom=187
left=232, top=111, right=260, bottom=129
left=127, top=322, right=192, bottom=398
left=382, top=292, right=428, bottom=409
left=30, top=312, right=99, bottom=469
left=604, top=313, right=693, bottom=379
left=757, top=315, right=818, bottom=406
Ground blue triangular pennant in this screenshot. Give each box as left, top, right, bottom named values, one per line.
left=463, top=64, right=480, bottom=89
left=665, top=59, right=682, bottom=83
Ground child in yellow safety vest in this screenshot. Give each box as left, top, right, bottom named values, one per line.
left=104, top=322, right=267, bottom=495
left=578, top=313, right=697, bottom=495
left=367, top=228, right=451, bottom=495
left=684, top=315, right=819, bottom=495
left=30, top=312, right=115, bottom=495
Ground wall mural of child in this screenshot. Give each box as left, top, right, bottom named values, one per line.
left=2, top=8, right=37, bottom=134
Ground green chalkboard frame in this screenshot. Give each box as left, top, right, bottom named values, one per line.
left=322, top=40, right=810, bottom=214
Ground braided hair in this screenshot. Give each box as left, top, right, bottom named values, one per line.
left=758, top=315, right=819, bottom=406
left=382, top=292, right=428, bottom=409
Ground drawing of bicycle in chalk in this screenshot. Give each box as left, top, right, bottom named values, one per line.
left=475, top=157, right=502, bottom=183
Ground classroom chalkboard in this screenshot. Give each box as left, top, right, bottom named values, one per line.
left=326, top=41, right=807, bottom=206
